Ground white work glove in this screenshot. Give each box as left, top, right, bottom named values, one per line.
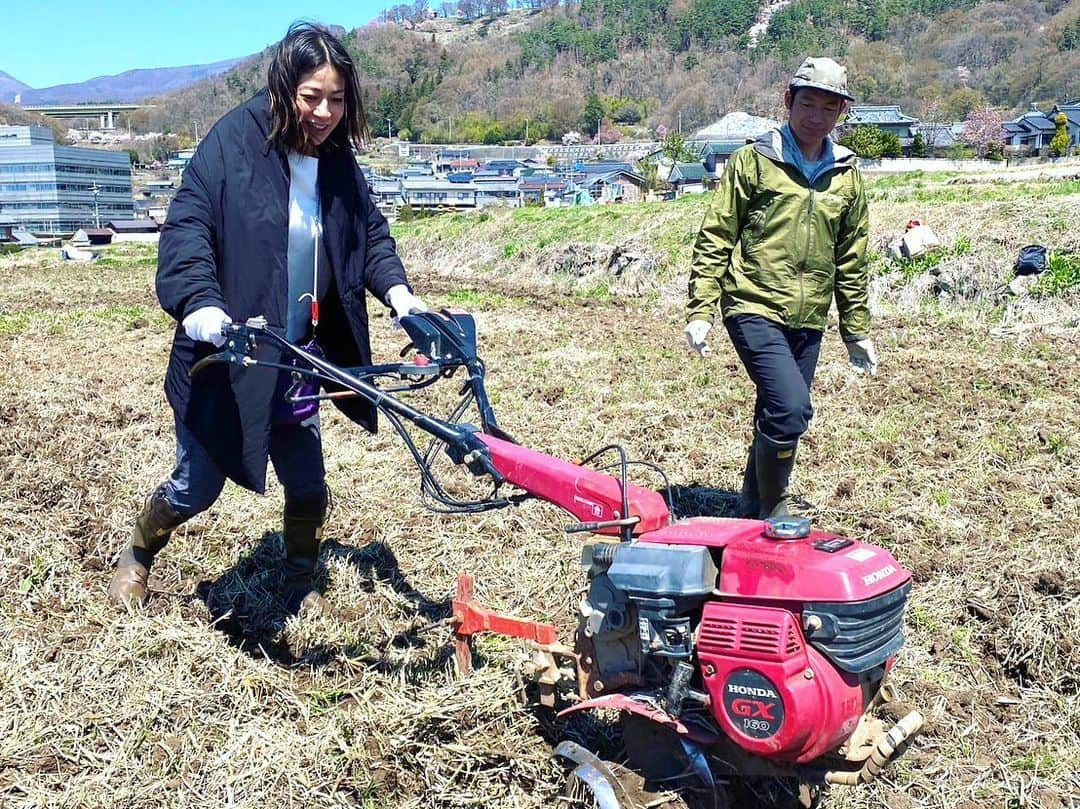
left=386, top=284, right=428, bottom=321
left=182, top=306, right=231, bottom=348
left=846, top=338, right=878, bottom=376
left=684, top=320, right=712, bottom=357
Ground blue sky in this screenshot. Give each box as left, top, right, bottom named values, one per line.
left=4, top=1, right=391, bottom=89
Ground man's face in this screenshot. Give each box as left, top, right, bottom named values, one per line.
left=785, top=87, right=846, bottom=153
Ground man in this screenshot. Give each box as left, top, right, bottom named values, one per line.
left=684, top=56, right=876, bottom=520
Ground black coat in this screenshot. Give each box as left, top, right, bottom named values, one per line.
left=157, top=91, right=410, bottom=493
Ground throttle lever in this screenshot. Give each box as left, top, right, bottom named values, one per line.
left=564, top=517, right=640, bottom=534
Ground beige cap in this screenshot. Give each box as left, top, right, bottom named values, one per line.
left=789, top=56, right=854, bottom=102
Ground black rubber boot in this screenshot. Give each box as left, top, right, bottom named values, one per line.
left=282, top=492, right=332, bottom=616
left=108, top=485, right=185, bottom=607
left=754, top=433, right=799, bottom=520
left=737, top=439, right=759, bottom=518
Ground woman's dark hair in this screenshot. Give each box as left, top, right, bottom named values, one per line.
left=266, top=21, right=369, bottom=153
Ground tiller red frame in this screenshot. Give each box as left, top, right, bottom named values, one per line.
left=195, top=312, right=923, bottom=808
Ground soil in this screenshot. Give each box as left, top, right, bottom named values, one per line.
left=0, top=229, right=1077, bottom=808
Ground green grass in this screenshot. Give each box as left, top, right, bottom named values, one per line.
left=1033, top=251, right=1080, bottom=297
left=0, top=312, right=32, bottom=336
left=881, top=231, right=976, bottom=281
left=97, top=253, right=157, bottom=269
left=393, top=197, right=704, bottom=282
left=907, top=603, right=943, bottom=634
left=1009, top=748, right=1059, bottom=776
left=443, top=288, right=527, bottom=308
left=0, top=305, right=166, bottom=336
left=867, top=177, right=1080, bottom=204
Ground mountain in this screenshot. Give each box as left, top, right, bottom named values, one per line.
left=0, top=71, right=31, bottom=103
left=43, top=0, right=1080, bottom=142
left=1, top=58, right=249, bottom=105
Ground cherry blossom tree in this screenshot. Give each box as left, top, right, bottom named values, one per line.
left=960, top=107, right=1004, bottom=158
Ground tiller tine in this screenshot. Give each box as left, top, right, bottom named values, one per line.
left=451, top=573, right=558, bottom=676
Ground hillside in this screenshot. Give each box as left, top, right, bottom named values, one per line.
left=0, top=165, right=1077, bottom=807
left=133, top=0, right=1080, bottom=143
left=0, top=101, right=70, bottom=141
left=0, top=71, right=30, bottom=103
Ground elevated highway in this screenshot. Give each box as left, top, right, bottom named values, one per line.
left=22, top=104, right=152, bottom=130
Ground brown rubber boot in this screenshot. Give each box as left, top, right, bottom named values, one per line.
left=281, top=493, right=333, bottom=616
left=108, top=486, right=185, bottom=607
left=754, top=434, right=799, bottom=520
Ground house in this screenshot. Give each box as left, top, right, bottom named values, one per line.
left=434, top=149, right=471, bottom=173
left=71, top=227, right=114, bottom=246
left=448, top=158, right=481, bottom=173
left=912, top=122, right=965, bottom=154
left=397, top=160, right=435, bottom=178
left=370, top=175, right=404, bottom=217
left=518, top=176, right=568, bottom=206
left=167, top=149, right=195, bottom=171
left=668, top=162, right=710, bottom=195
left=10, top=229, right=39, bottom=247
left=400, top=177, right=477, bottom=212
left=697, top=141, right=747, bottom=175
left=1003, top=105, right=1057, bottom=152
left=133, top=198, right=168, bottom=223
left=575, top=160, right=634, bottom=174
left=841, top=105, right=919, bottom=141
left=1048, top=102, right=1080, bottom=149
left=143, top=178, right=176, bottom=196
left=579, top=169, right=648, bottom=204
left=483, top=159, right=526, bottom=176
left=105, top=219, right=160, bottom=242
left=472, top=175, right=521, bottom=208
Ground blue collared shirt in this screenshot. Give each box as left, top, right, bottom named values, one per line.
left=780, top=123, right=837, bottom=185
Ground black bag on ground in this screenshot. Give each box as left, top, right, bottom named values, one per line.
left=1014, top=244, right=1049, bottom=276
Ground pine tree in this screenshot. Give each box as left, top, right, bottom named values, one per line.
left=911, top=131, right=927, bottom=158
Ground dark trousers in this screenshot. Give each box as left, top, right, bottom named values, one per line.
left=724, top=314, right=823, bottom=445
left=162, top=410, right=326, bottom=519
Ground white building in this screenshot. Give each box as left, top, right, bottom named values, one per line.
left=0, top=126, right=133, bottom=234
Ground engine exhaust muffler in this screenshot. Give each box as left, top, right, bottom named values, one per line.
left=824, top=711, right=924, bottom=786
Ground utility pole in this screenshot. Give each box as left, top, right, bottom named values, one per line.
left=90, top=184, right=101, bottom=228
left=386, top=118, right=392, bottom=140
left=193, top=120, right=200, bottom=146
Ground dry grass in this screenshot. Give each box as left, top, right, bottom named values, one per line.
left=1, top=170, right=1079, bottom=808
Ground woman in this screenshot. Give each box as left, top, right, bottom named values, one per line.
left=108, top=22, right=426, bottom=614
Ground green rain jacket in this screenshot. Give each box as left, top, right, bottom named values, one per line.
left=687, top=128, right=870, bottom=339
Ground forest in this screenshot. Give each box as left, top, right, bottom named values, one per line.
left=84, top=0, right=1080, bottom=146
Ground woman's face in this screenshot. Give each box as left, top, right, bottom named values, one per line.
left=294, top=64, right=345, bottom=153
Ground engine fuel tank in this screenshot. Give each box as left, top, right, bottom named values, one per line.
left=637, top=517, right=910, bottom=603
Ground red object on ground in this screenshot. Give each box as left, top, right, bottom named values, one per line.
left=452, top=573, right=558, bottom=675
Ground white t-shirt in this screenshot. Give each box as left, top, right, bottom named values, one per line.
left=286, top=151, right=330, bottom=342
